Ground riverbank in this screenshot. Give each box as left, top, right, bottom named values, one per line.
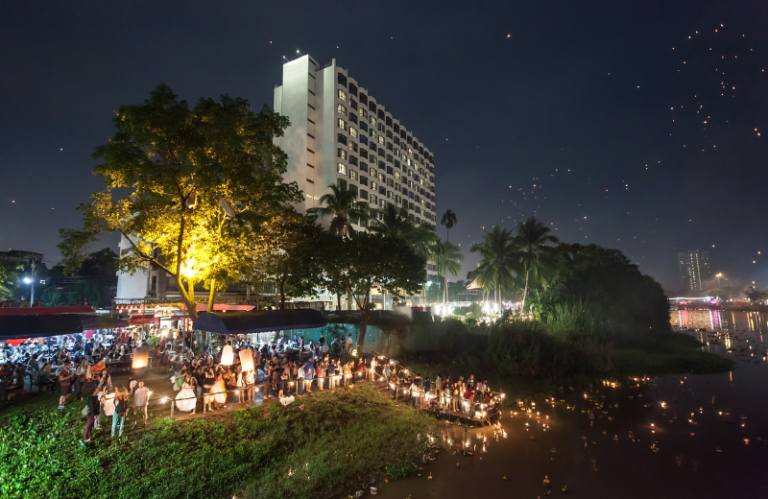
left=401, top=322, right=733, bottom=400
left=0, top=385, right=436, bottom=499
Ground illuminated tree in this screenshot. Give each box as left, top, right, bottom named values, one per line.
left=58, top=84, right=301, bottom=320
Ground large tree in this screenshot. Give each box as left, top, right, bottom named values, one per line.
left=515, top=217, right=559, bottom=312
left=58, top=84, right=300, bottom=320
left=255, top=210, right=327, bottom=309
left=469, top=226, right=519, bottom=313
left=342, top=233, right=426, bottom=352
left=308, top=184, right=370, bottom=236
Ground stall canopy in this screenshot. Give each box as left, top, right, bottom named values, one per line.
left=192, top=309, right=327, bottom=334
left=0, top=314, right=84, bottom=340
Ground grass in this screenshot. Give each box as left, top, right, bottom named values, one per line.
left=611, top=331, right=734, bottom=375
left=0, top=385, right=436, bottom=499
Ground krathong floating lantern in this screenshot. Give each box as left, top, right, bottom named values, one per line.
left=132, top=345, right=149, bottom=369
left=239, top=348, right=254, bottom=372
left=221, top=345, right=234, bottom=366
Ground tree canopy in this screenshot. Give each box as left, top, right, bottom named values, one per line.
left=58, top=84, right=301, bottom=319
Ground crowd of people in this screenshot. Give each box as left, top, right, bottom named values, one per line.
left=0, top=329, right=503, bottom=445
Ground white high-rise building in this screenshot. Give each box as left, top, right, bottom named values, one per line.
left=273, top=55, right=437, bottom=229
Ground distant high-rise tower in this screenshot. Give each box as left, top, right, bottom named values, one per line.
left=678, top=250, right=712, bottom=292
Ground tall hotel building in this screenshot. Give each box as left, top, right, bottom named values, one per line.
left=678, top=250, right=712, bottom=292
left=273, top=55, right=437, bottom=228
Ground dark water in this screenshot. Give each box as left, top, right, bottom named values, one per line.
left=376, top=311, right=768, bottom=498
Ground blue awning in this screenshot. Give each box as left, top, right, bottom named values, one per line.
left=192, top=309, right=327, bottom=334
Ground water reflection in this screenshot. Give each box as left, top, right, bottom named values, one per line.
left=378, top=312, right=768, bottom=498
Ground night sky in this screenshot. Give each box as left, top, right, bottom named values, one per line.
left=1, top=1, right=766, bottom=292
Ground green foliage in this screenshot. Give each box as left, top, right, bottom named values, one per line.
left=307, top=184, right=370, bottom=236
left=533, top=243, right=671, bottom=333
left=148, top=336, right=161, bottom=348
left=385, top=461, right=417, bottom=479
left=469, top=226, right=519, bottom=307
left=58, top=83, right=301, bottom=318
left=0, top=386, right=435, bottom=499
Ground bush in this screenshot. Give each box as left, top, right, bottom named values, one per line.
left=0, top=386, right=436, bottom=499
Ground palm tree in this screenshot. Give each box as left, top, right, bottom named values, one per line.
left=369, top=203, right=412, bottom=239
left=515, top=217, right=559, bottom=313
left=470, top=226, right=519, bottom=313
left=430, top=239, right=463, bottom=306
left=441, top=209, right=457, bottom=244
left=307, top=184, right=370, bottom=236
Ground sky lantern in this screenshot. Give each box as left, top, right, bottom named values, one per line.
left=239, top=348, right=254, bottom=372
left=132, top=345, right=149, bottom=369
left=221, top=344, right=235, bottom=366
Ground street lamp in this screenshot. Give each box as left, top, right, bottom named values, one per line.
left=23, top=277, right=34, bottom=305
left=716, top=273, right=723, bottom=289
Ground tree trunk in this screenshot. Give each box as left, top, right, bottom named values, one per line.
left=206, top=278, right=217, bottom=313
left=355, top=289, right=371, bottom=353
left=175, top=275, right=199, bottom=321
left=521, top=268, right=530, bottom=315
left=336, top=292, right=341, bottom=311
left=279, top=276, right=287, bottom=310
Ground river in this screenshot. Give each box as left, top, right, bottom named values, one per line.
left=375, top=311, right=768, bottom=498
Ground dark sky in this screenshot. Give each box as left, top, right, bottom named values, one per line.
left=1, top=1, right=766, bottom=291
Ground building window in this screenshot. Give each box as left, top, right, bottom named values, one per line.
left=337, top=178, right=347, bottom=189
left=378, top=109, right=385, bottom=120
left=350, top=99, right=357, bottom=110
left=370, top=129, right=376, bottom=139
left=368, top=102, right=377, bottom=112
left=338, top=89, right=347, bottom=101
left=337, top=133, right=347, bottom=145
left=378, top=136, right=385, bottom=145
left=338, top=148, right=347, bottom=160
left=359, top=108, right=367, bottom=118
left=407, top=158, right=411, bottom=166
left=360, top=162, right=368, bottom=172
left=409, top=191, right=414, bottom=199
left=350, top=127, right=358, bottom=138
left=338, top=163, right=347, bottom=175
left=395, top=171, right=401, bottom=180
left=349, top=114, right=358, bottom=124
left=360, top=135, right=368, bottom=146
left=360, top=189, right=368, bottom=200
left=371, top=181, right=378, bottom=190
left=370, top=116, right=376, bottom=126
left=350, top=170, right=358, bottom=181
left=349, top=142, right=358, bottom=152
left=350, top=155, right=358, bottom=166
left=370, top=194, right=378, bottom=204
left=349, top=83, right=358, bottom=96
left=337, top=104, right=347, bottom=115
left=338, top=73, right=347, bottom=87
left=360, top=175, right=368, bottom=185
left=359, top=93, right=367, bottom=105
left=350, top=184, right=358, bottom=196
left=338, top=118, right=346, bottom=130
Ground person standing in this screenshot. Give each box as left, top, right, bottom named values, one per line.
left=132, top=381, right=149, bottom=429
left=57, top=362, right=73, bottom=409
left=340, top=335, right=346, bottom=354
left=346, top=335, right=353, bottom=354
left=83, top=389, right=99, bottom=443
left=73, top=360, right=88, bottom=401
left=303, top=358, right=315, bottom=394
left=111, top=388, right=127, bottom=438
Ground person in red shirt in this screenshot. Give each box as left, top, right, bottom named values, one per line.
left=58, top=362, right=73, bottom=409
